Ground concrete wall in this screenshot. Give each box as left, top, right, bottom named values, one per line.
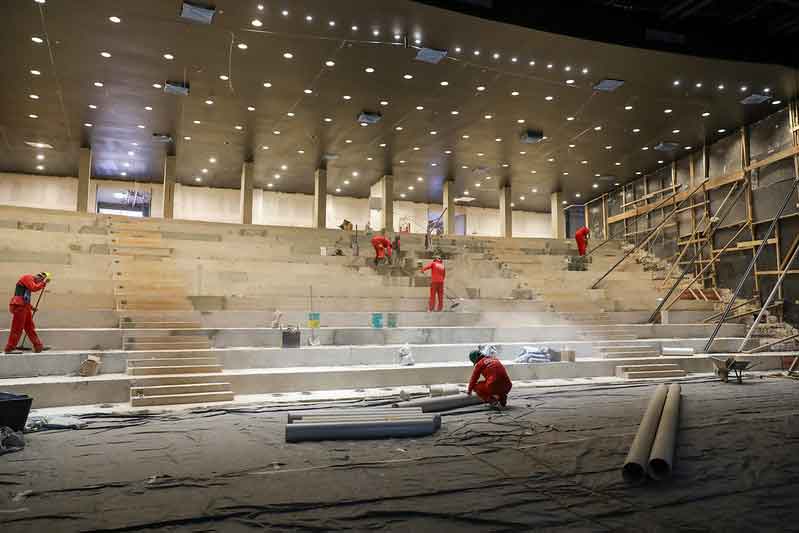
left=0, top=173, right=552, bottom=238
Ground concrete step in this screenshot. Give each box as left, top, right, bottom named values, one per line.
left=599, top=345, right=658, bottom=354
left=615, top=363, right=681, bottom=378
left=130, top=382, right=231, bottom=397
left=120, top=321, right=203, bottom=329
left=130, top=390, right=235, bottom=407
left=112, top=246, right=172, bottom=257
left=602, top=351, right=660, bottom=359
left=131, top=374, right=229, bottom=386
left=124, top=342, right=212, bottom=351
left=623, top=369, right=687, bottom=379
left=127, top=357, right=219, bottom=368
left=128, top=364, right=223, bottom=375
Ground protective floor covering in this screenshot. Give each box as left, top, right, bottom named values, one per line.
left=1, top=376, right=798, bottom=532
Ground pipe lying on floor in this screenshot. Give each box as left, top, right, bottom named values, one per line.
left=661, top=347, right=695, bottom=356
left=648, top=383, right=681, bottom=480
left=623, top=384, right=668, bottom=485
left=285, top=416, right=441, bottom=442
left=287, top=408, right=423, bottom=423
left=392, top=393, right=484, bottom=412
left=290, top=414, right=433, bottom=425
left=429, top=384, right=461, bottom=397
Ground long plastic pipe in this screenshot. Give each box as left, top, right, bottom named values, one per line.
left=287, top=408, right=422, bottom=422
left=623, top=384, right=668, bottom=484
left=429, top=384, right=461, bottom=397
left=285, top=416, right=441, bottom=442
left=393, top=394, right=484, bottom=412
left=648, top=384, right=681, bottom=480
left=290, top=414, right=432, bottom=425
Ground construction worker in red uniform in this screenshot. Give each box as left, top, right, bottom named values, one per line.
left=4, top=272, right=51, bottom=354
left=421, top=256, right=446, bottom=312
left=467, top=350, right=512, bottom=407
left=371, top=234, right=392, bottom=266
left=575, top=226, right=590, bottom=256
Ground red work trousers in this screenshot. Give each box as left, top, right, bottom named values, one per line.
left=576, top=235, right=588, bottom=256
left=473, top=380, right=512, bottom=406
left=429, top=282, right=444, bottom=312
left=373, top=243, right=385, bottom=260
left=5, top=304, right=42, bottom=352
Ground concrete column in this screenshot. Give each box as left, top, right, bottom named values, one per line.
left=551, top=191, right=566, bottom=239
left=162, top=155, right=176, bottom=220
left=76, top=148, right=92, bottom=212
left=381, top=174, right=394, bottom=233
left=240, top=161, right=254, bottom=225
left=313, top=168, right=327, bottom=229
left=499, top=185, right=512, bottom=239
left=443, top=179, right=456, bottom=235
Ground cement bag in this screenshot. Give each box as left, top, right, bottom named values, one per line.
left=397, top=343, right=415, bottom=366
left=514, top=346, right=552, bottom=364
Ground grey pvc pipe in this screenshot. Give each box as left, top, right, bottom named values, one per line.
left=393, top=393, right=484, bottom=412
left=623, top=384, right=668, bottom=485
left=429, top=384, right=461, bottom=397
left=285, top=416, right=441, bottom=442
left=661, top=347, right=695, bottom=356
left=648, top=384, right=681, bottom=480
left=287, top=408, right=422, bottom=423
left=291, top=414, right=432, bottom=425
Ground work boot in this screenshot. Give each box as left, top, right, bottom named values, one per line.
left=33, top=346, right=51, bottom=353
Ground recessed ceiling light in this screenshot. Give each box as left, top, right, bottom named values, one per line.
left=83, top=122, right=93, bottom=128
left=262, top=145, right=270, bottom=150
left=365, top=67, right=375, bottom=73
left=444, top=150, right=452, bottom=155
left=519, top=151, right=527, bottom=155
left=473, top=50, right=480, bottom=56
left=594, top=125, right=602, bottom=131
left=304, top=89, right=313, bottom=94
left=283, top=52, right=293, bottom=59
left=531, top=188, right=538, bottom=193
left=696, top=82, right=703, bottom=88
left=89, top=105, right=97, bottom=110
left=399, top=159, right=406, bottom=164
left=636, top=171, right=642, bottom=175
left=373, top=29, right=380, bottom=36
left=454, top=46, right=462, bottom=53
left=495, top=138, right=502, bottom=142
left=581, top=160, right=588, bottom=164
left=563, top=171, right=569, bottom=176
left=545, top=96, right=554, bottom=101
left=380, top=100, right=389, bottom=106
left=109, top=16, right=121, bottom=23
left=193, top=120, right=201, bottom=124
left=657, top=160, right=664, bottom=164
left=273, top=130, right=281, bottom=134
left=204, top=99, right=214, bottom=105
left=575, top=193, right=581, bottom=198
left=328, top=20, right=336, bottom=27
left=642, top=146, right=649, bottom=151
left=717, top=84, right=725, bottom=90
left=281, top=9, right=289, bottom=16
left=547, top=158, right=555, bottom=162
left=673, top=80, right=681, bottom=86
left=325, top=60, right=335, bottom=67
left=632, top=128, right=641, bottom=133
left=764, top=87, right=772, bottom=93
left=351, top=25, right=358, bottom=31
left=718, top=128, right=726, bottom=133
left=395, top=126, right=403, bottom=131
left=298, top=150, right=305, bottom=154
left=137, top=124, right=145, bottom=129
left=701, top=112, right=710, bottom=117
left=475, top=183, right=481, bottom=188
left=566, top=116, right=575, bottom=121
left=305, top=14, right=313, bottom=22
left=28, top=114, right=38, bottom=119
left=93, top=81, right=105, bottom=87
left=30, top=69, right=41, bottom=76
left=403, top=74, right=414, bottom=80
left=219, top=74, right=229, bottom=80
left=28, top=93, right=39, bottom=100
left=163, top=53, right=175, bottom=60
left=440, top=81, right=449, bottom=86
left=247, top=105, right=256, bottom=112
left=451, top=110, right=459, bottom=115
left=511, top=90, right=520, bottom=96
left=343, top=95, right=352, bottom=100
left=274, top=173, right=281, bottom=179
left=152, top=83, right=162, bottom=89
left=286, top=112, right=295, bottom=117
left=582, top=67, right=589, bottom=74
left=672, top=129, right=681, bottom=134
left=237, top=43, right=248, bottom=50
left=519, top=195, right=526, bottom=200
left=123, top=162, right=130, bottom=168
left=547, top=63, right=554, bottom=69
left=346, top=139, right=354, bottom=144
left=517, top=119, right=526, bottom=123
left=323, top=117, right=332, bottom=123
left=605, top=145, right=613, bottom=150
left=462, top=134, right=469, bottom=139
left=615, top=162, right=621, bottom=166
left=380, top=143, right=387, bottom=147
left=531, top=170, right=537, bottom=174
left=664, top=108, right=672, bottom=114
left=127, top=151, right=134, bottom=156
left=740, top=85, right=748, bottom=92
left=464, top=190, right=470, bottom=195
left=251, top=19, right=263, bottom=27
left=773, top=100, right=783, bottom=105
left=484, top=114, right=493, bottom=120
left=263, top=82, right=272, bottom=88
left=201, top=168, right=208, bottom=173
left=624, top=105, right=633, bottom=111
left=566, top=79, right=575, bottom=85
left=100, top=51, right=112, bottom=58
left=31, top=36, right=44, bottom=44
left=684, top=146, right=693, bottom=150
left=184, top=136, right=192, bottom=141
left=234, top=125, right=243, bottom=131
left=416, top=105, right=424, bottom=110
left=36, top=165, right=45, bottom=171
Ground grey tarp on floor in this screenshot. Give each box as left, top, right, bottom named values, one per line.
left=1, top=377, right=798, bottom=531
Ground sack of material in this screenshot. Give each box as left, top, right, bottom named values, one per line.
left=397, top=343, right=415, bottom=366
left=0, top=426, right=25, bottom=455
left=514, top=346, right=553, bottom=364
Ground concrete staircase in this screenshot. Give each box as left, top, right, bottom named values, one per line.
left=599, top=343, right=660, bottom=359
left=615, top=363, right=687, bottom=379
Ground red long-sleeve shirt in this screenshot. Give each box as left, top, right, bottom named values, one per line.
left=371, top=235, right=392, bottom=256
left=10, top=274, right=46, bottom=306
left=575, top=226, right=590, bottom=240
left=422, top=259, right=446, bottom=283
left=468, top=357, right=512, bottom=394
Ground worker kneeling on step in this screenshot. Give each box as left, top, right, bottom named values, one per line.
left=421, top=256, right=446, bottom=312
left=467, top=350, right=512, bottom=407
left=4, top=272, right=51, bottom=354
left=575, top=226, right=590, bottom=256
left=371, top=234, right=392, bottom=266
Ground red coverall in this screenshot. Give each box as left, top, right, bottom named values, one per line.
left=468, top=356, right=513, bottom=406
left=4, top=274, right=46, bottom=352
left=575, top=226, right=590, bottom=256
left=371, top=235, right=392, bottom=260
left=421, top=259, right=446, bottom=312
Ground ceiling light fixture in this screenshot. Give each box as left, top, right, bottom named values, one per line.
left=30, top=69, right=41, bottom=76
left=283, top=52, right=293, bottom=59
left=251, top=19, right=262, bottom=27
left=365, top=67, right=375, bottom=73
left=219, top=74, right=229, bottom=80
left=325, top=60, right=335, bottom=67
left=31, top=36, right=44, bottom=44
left=403, top=74, right=413, bottom=80
left=93, top=81, right=104, bottom=87
left=163, top=53, right=174, bottom=60
left=109, top=16, right=121, bottom=23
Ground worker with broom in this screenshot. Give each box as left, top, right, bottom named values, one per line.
left=467, top=349, right=512, bottom=407
left=4, top=272, right=51, bottom=354
left=575, top=226, right=590, bottom=256
left=371, top=233, right=392, bottom=266
left=420, top=255, right=446, bottom=312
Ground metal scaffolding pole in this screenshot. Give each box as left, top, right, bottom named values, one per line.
left=704, top=179, right=799, bottom=353
left=647, top=181, right=749, bottom=323
left=738, top=238, right=799, bottom=351
left=591, top=180, right=706, bottom=289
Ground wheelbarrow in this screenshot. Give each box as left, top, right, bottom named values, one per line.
left=711, top=357, right=754, bottom=384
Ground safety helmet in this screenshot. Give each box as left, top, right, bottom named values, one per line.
left=469, top=350, right=483, bottom=365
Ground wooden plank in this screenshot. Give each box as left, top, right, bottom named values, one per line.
left=746, top=144, right=799, bottom=173
left=735, top=238, right=777, bottom=249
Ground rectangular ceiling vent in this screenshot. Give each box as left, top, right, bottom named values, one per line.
left=357, top=111, right=382, bottom=124
left=180, top=2, right=216, bottom=25
left=520, top=129, right=544, bottom=144
left=152, top=133, right=173, bottom=144
left=654, top=142, right=680, bottom=152
left=454, top=196, right=476, bottom=203
left=741, top=94, right=770, bottom=105
left=415, top=48, right=448, bottom=64
left=164, top=81, right=190, bottom=96
left=593, top=79, right=625, bottom=92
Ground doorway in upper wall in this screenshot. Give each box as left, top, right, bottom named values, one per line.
left=96, top=186, right=151, bottom=217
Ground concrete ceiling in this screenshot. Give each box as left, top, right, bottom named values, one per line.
left=1, top=0, right=796, bottom=212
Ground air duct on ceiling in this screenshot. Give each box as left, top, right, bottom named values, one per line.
left=164, top=81, right=190, bottom=96
left=180, top=2, right=216, bottom=25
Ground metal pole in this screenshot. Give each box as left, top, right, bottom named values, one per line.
left=738, top=238, right=799, bottom=351
left=591, top=180, right=705, bottom=289
left=744, top=332, right=799, bottom=354
left=705, top=179, right=799, bottom=352
left=647, top=182, right=749, bottom=323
